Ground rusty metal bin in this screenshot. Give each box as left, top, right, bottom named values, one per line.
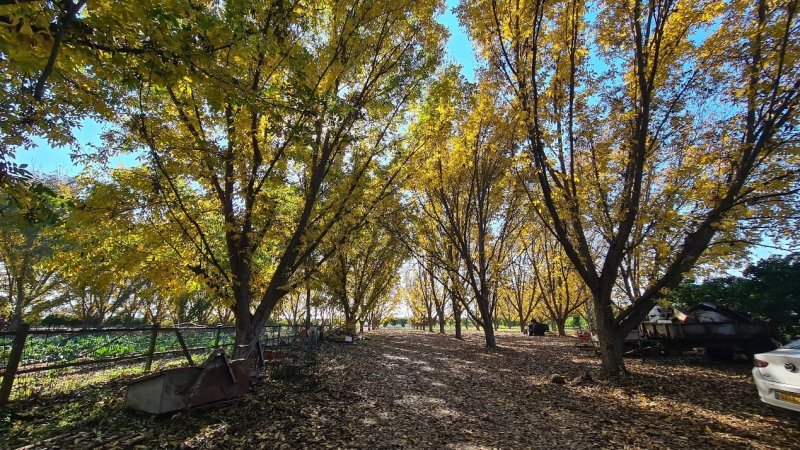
left=125, top=349, right=250, bottom=414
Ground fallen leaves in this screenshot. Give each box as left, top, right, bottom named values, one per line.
left=1, top=330, right=799, bottom=449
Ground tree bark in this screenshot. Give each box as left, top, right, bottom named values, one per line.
left=555, top=318, right=567, bottom=336
left=453, top=299, right=462, bottom=339
left=597, top=321, right=626, bottom=376
left=304, top=284, right=312, bottom=327
left=426, top=308, right=433, bottom=332
left=478, top=296, right=496, bottom=348
left=594, top=290, right=627, bottom=376
left=10, top=279, right=25, bottom=331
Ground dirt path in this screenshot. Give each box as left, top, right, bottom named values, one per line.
left=3, top=330, right=799, bottom=449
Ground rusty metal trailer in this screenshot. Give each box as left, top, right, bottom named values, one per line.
left=124, top=348, right=250, bottom=414
left=635, top=321, right=778, bottom=359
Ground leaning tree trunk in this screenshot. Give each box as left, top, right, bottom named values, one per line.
left=10, top=280, right=25, bottom=331
left=477, top=297, right=496, bottom=348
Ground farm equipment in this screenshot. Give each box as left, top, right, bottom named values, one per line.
left=124, top=348, right=249, bottom=414
left=262, top=326, right=321, bottom=379
left=527, top=321, right=549, bottom=336
left=625, top=303, right=779, bottom=359
left=124, top=325, right=323, bottom=414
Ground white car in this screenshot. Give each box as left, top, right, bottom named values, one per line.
left=753, top=339, right=800, bottom=412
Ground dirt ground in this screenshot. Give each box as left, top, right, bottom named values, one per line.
left=2, top=330, right=799, bottom=449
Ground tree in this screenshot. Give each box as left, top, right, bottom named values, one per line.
left=529, top=228, right=589, bottom=336
left=0, top=180, right=69, bottom=329
left=277, top=290, right=305, bottom=327
left=366, top=286, right=400, bottom=330
left=461, top=0, right=800, bottom=375
left=56, top=168, right=218, bottom=325
left=64, top=277, right=142, bottom=325
left=414, top=79, right=523, bottom=348
left=502, top=240, right=541, bottom=332
left=38, top=0, right=443, bottom=353
left=416, top=258, right=450, bottom=334
left=317, top=215, right=406, bottom=333
left=404, top=269, right=434, bottom=331
left=0, top=0, right=98, bottom=183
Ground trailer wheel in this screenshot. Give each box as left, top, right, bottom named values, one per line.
left=705, top=347, right=734, bottom=361
left=745, top=339, right=779, bottom=359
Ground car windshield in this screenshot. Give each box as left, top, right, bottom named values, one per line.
left=783, top=339, right=800, bottom=350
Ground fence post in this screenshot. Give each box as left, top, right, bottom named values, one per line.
left=144, top=323, right=159, bottom=372
left=0, top=324, right=30, bottom=407
left=175, top=328, right=194, bottom=366
left=213, top=324, right=222, bottom=348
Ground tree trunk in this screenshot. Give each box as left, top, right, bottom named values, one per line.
left=478, top=298, right=496, bottom=348
left=234, top=311, right=253, bottom=357
left=595, top=297, right=627, bottom=376
left=9, top=311, right=22, bottom=331
left=230, top=248, right=257, bottom=357
left=10, top=280, right=25, bottom=331
left=452, top=298, right=462, bottom=339
left=304, top=283, right=312, bottom=328
left=556, top=318, right=567, bottom=336
left=359, top=320, right=365, bottom=334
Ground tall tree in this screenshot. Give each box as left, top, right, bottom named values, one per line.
left=414, top=81, right=524, bottom=347
left=503, top=241, right=541, bottom=332
left=529, top=228, right=589, bottom=336
left=462, top=0, right=800, bottom=374
left=48, top=0, right=444, bottom=352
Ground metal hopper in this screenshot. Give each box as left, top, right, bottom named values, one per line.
left=124, top=348, right=250, bottom=414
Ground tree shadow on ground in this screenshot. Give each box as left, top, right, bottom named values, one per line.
left=2, top=331, right=798, bottom=449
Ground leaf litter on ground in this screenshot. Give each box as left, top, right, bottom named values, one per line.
left=1, top=330, right=798, bottom=449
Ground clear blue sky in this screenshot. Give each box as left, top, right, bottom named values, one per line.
left=440, top=0, right=478, bottom=81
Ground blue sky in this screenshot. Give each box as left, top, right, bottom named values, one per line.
left=439, top=0, right=478, bottom=81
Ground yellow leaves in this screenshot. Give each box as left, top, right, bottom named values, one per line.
left=18, top=19, right=33, bottom=38
left=700, top=1, right=727, bottom=23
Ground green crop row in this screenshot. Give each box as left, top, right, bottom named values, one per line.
left=1, top=326, right=296, bottom=368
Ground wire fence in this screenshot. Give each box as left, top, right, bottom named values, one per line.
left=0, top=324, right=300, bottom=405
